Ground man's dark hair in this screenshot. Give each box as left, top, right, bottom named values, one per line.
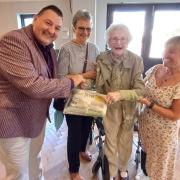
left=37, top=5, right=63, bottom=17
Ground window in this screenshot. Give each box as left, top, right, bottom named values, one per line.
left=107, top=3, right=180, bottom=71
left=20, top=14, right=34, bottom=27
left=113, top=11, right=145, bottom=55
left=150, top=10, right=180, bottom=58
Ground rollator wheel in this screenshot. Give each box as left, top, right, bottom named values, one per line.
left=92, top=159, right=101, bottom=175
left=88, top=128, right=93, bottom=145
left=101, top=155, right=110, bottom=180
left=135, top=151, right=141, bottom=170
left=141, top=150, right=148, bottom=176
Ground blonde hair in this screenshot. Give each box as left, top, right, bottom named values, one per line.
left=165, top=36, right=180, bottom=49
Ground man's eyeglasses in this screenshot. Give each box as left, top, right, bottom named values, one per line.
left=76, top=26, right=92, bottom=33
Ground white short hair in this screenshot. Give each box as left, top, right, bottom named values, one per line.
left=105, top=24, right=132, bottom=43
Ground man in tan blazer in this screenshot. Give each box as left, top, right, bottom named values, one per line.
left=0, top=5, right=84, bottom=180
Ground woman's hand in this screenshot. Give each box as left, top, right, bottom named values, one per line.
left=79, top=79, right=94, bottom=90
left=104, top=91, right=121, bottom=104
left=138, top=97, right=151, bottom=106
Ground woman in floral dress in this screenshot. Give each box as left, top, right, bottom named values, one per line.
left=139, top=36, right=180, bottom=180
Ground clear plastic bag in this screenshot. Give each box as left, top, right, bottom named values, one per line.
left=63, top=89, right=107, bottom=117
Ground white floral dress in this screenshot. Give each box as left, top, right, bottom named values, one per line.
left=139, top=65, right=180, bottom=180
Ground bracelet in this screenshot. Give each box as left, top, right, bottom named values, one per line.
left=149, top=101, right=155, bottom=109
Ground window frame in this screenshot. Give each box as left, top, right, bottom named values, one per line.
left=107, top=3, right=180, bottom=71
left=20, top=14, right=34, bottom=27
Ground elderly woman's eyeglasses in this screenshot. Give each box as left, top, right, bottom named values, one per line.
left=76, top=26, right=92, bottom=33
left=110, top=37, right=128, bottom=44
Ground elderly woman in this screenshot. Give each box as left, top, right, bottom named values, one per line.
left=58, top=10, right=99, bottom=180
left=96, top=24, right=144, bottom=180
left=139, top=36, right=180, bottom=180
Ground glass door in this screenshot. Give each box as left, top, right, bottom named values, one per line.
left=150, top=10, right=180, bottom=58
left=107, top=3, right=180, bottom=72
left=113, top=11, right=145, bottom=56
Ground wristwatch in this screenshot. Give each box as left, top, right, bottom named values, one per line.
left=149, top=101, right=155, bottom=109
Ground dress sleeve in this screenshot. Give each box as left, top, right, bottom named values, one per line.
left=144, top=64, right=160, bottom=83
left=173, top=84, right=180, bottom=99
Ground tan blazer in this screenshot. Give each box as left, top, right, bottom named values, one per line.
left=0, top=25, right=72, bottom=138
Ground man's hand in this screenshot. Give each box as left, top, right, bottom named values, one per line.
left=104, top=91, right=121, bottom=104
left=67, top=74, right=85, bottom=87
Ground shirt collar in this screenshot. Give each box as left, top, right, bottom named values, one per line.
left=35, top=39, right=54, bottom=51
left=109, top=50, right=132, bottom=68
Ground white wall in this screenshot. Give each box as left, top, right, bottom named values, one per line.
left=71, top=0, right=96, bottom=43
left=0, top=0, right=71, bottom=48
left=0, top=0, right=96, bottom=47
left=0, top=0, right=180, bottom=50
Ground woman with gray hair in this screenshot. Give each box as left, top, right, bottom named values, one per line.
left=138, top=36, right=180, bottom=180
left=58, top=9, right=99, bottom=180
left=96, top=24, right=144, bottom=180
